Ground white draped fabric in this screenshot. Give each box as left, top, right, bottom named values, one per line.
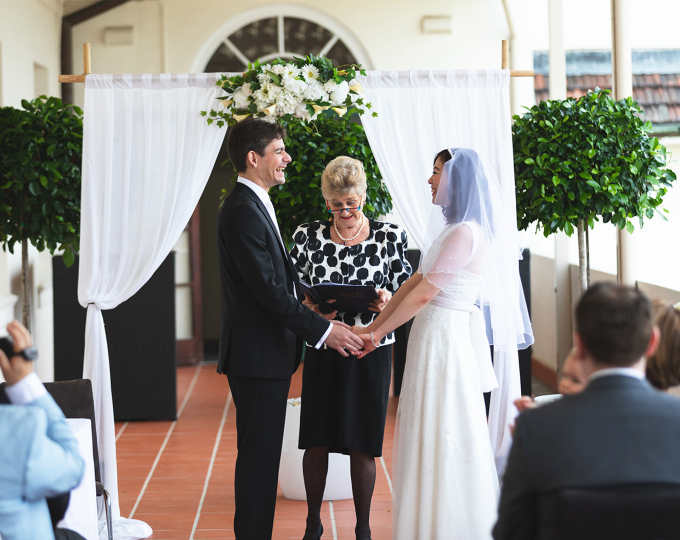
left=358, top=69, right=523, bottom=471
left=79, top=73, right=227, bottom=539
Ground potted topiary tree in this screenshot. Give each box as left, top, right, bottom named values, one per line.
left=0, top=96, right=83, bottom=330
left=512, top=88, right=676, bottom=291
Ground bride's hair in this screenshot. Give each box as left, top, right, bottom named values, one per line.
left=434, top=148, right=492, bottom=229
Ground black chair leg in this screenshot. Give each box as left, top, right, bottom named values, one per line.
left=102, top=489, right=113, bottom=540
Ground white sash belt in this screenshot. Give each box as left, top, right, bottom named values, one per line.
left=432, top=298, right=499, bottom=393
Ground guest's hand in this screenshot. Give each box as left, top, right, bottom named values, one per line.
left=0, top=320, right=34, bottom=385
left=514, top=396, right=535, bottom=413
left=369, top=289, right=392, bottom=313
left=303, top=294, right=338, bottom=321
left=353, top=334, right=376, bottom=359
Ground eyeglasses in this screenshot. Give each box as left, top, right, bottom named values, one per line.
left=326, top=199, right=363, bottom=214
left=326, top=205, right=362, bottom=214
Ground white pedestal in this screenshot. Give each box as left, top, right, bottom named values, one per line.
left=279, top=399, right=353, bottom=501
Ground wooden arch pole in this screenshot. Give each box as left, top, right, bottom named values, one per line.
left=503, top=39, right=534, bottom=77
left=59, top=43, right=90, bottom=84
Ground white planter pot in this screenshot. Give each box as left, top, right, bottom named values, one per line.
left=279, top=398, right=353, bottom=500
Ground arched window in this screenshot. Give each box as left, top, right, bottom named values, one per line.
left=204, top=15, right=358, bottom=73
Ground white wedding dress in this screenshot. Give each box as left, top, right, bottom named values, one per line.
left=392, top=223, right=500, bottom=540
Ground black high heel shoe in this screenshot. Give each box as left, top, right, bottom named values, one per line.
left=302, top=522, right=323, bottom=540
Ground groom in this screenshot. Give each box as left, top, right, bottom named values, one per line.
left=217, top=117, right=363, bottom=539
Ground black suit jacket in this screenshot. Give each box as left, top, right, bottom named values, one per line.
left=494, top=375, right=680, bottom=540
left=216, top=182, right=329, bottom=380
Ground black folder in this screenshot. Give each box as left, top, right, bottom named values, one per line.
left=298, top=281, right=379, bottom=314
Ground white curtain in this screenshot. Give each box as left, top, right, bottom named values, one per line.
left=79, top=73, right=227, bottom=539
left=358, top=69, right=522, bottom=471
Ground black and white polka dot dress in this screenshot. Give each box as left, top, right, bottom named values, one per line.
left=290, top=219, right=412, bottom=456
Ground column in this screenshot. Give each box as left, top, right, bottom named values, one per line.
left=611, top=0, right=636, bottom=286
left=549, top=0, right=572, bottom=374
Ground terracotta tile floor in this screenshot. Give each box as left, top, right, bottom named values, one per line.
left=114, top=362, right=397, bottom=540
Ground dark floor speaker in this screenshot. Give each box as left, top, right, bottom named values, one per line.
left=53, top=254, right=177, bottom=421
left=518, top=249, right=533, bottom=396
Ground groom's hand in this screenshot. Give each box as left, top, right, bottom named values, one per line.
left=325, top=320, right=364, bottom=357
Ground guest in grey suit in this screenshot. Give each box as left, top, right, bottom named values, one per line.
left=494, top=283, right=680, bottom=540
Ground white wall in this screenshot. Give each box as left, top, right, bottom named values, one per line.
left=0, top=0, right=64, bottom=382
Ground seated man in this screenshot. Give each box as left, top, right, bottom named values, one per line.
left=494, top=283, right=680, bottom=540
left=0, top=320, right=85, bottom=540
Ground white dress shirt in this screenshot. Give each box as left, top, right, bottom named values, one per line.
left=588, top=366, right=646, bottom=383
left=4, top=372, right=47, bottom=405
left=237, top=177, right=332, bottom=348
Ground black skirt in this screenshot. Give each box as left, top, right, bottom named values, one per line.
left=299, top=343, right=392, bottom=457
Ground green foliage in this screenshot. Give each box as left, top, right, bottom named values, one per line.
left=220, top=112, right=392, bottom=245
left=512, top=88, right=676, bottom=237
left=0, top=96, right=83, bottom=266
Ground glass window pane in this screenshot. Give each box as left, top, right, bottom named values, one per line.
left=326, top=40, right=358, bottom=68
left=204, top=42, right=245, bottom=73
left=284, top=17, right=333, bottom=57
left=229, top=17, right=278, bottom=63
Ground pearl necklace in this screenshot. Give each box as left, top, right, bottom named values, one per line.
left=334, top=213, right=365, bottom=246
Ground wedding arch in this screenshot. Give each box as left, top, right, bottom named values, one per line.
left=59, top=41, right=533, bottom=540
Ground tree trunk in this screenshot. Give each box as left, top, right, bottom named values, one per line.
left=586, top=224, right=591, bottom=288
left=577, top=220, right=587, bottom=293
left=21, top=238, right=31, bottom=332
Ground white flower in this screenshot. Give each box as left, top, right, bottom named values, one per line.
left=232, top=89, right=250, bottom=110
left=284, top=63, right=301, bottom=79
left=303, top=80, right=325, bottom=101
left=240, top=82, right=253, bottom=97
left=257, top=71, right=271, bottom=84
left=330, top=80, right=349, bottom=106
left=260, top=115, right=277, bottom=123
left=323, top=80, right=338, bottom=93
left=295, top=102, right=312, bottom=121
left=276, top=90, right=298, bottom=116
left=282, top=76, right=307, bottom=97
left=262, top=63, right=272, bottom=73
left=270, top=64, right=286, bottom=76
left=253, top=82, right=281, bottom=107
left=302, top=63, right=320, bottom=81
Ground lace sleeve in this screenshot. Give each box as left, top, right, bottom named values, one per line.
left=421, top=223, right=475, bottom=290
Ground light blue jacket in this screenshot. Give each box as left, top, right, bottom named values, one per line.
left=0, top=393, right=85, bottom=540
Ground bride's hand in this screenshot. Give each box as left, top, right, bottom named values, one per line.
left=350, top=325, right=366, bottom=335
left=353, top=334, right=376, bottom=359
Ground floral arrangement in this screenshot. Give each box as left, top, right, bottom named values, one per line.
left=202, top=54, right=376, bottom=127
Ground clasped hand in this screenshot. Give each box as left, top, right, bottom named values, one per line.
left=349, top=325, right=376, bottom=359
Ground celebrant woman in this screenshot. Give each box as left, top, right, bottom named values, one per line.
left=354, top=149, right=533, bottom=539
left=290, top=156, right=411, bottom=540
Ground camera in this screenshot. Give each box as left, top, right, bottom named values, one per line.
left=0, top=337, right=37, bottom=361
left=0, top=337, right=15, bottom=360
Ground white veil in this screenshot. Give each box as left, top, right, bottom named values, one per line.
left=420, top=148, right=534, bottom=468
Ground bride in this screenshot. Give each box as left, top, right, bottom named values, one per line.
left=354, top=148, right=533, bottom=539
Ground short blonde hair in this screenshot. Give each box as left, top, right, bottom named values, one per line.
left=321, top=156, right=367, bottom=200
